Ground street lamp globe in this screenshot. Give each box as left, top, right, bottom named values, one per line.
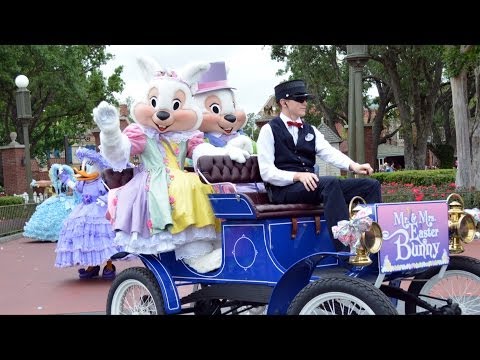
left=14, top=74, right=34, bottom=203
left=15, top=75, right=29, bottom=89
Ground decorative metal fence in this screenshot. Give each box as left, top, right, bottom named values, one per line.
left=0, top=203, right=37, bottom=237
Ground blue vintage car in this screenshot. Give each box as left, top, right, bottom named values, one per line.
left=104, top=155, right=480, bottom=315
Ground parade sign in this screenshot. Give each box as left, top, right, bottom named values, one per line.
left=377, top=201, right=450, bottom=273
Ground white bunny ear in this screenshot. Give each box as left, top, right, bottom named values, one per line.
left=181, top=62, right=211, bottom=86
left=137, top=56, right=163, bottom=82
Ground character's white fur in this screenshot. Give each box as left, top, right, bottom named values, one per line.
left=183, top=248, right=222, bottom=274
left=181, top=62, right=211, bottom=88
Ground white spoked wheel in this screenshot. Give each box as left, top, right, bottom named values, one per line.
left=107, top=267, right=164, bottom=315
left=415, top=271, right=480, bottom=314
left=287, top=276, right=398, bottom=315
left=298, top=292, right=376, bottom=315
left=406, top=256, right=480, bottom=315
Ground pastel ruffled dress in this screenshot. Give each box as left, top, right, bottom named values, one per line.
left=107, top=124, right=219, bottom=259
left=54, top=177, right=123, bottom=268
left=23, top=186, right=79, bottom=242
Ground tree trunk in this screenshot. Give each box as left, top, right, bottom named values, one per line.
left=451, top=69, right=472, bottom=188
left=472, top=66, right=480, bottom=189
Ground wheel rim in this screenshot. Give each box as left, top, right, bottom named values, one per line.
left=110, top=279, right=158, bottom=315
left=416, top=270, right=480, bottom=315
left=244, top=305, right=267, bottom=315
left=299, top=291, right=376, bottom=315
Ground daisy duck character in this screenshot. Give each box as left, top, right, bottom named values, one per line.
left=92, top=56, right=250, bottom=273
left=54, top=147, right=122, bottom=279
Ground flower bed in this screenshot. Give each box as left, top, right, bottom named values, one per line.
left=381, top=181, right=480, bottom=208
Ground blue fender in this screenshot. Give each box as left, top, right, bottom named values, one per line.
left=266, top=252, right=351, bottom=315
left=135, top=254, right=182, bottom=315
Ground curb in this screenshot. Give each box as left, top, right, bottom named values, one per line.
left=0, top=232, right=23, bottom=244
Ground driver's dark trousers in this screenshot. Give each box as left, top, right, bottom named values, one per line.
left=267, top=176, right=382, bottom=251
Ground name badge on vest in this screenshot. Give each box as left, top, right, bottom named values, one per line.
left=305, top=133, right=314, bottom=142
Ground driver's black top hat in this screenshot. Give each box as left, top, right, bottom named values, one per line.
left=274, top=79, right=314, bottom=102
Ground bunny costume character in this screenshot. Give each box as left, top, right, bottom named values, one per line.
left=93, top=57, right=250, bottom=273
left=192, top=61, right=263, bottom=193
left=193, top=61, right=253, bottom=156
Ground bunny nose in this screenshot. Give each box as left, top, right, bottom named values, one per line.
left=224, top=114, right=236, bottom=123
left=156, top=111, right=170, bottom=120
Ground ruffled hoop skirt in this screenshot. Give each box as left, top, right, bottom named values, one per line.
left=55, top=201, right=123, bottom=268
left=23, top=195, right=77, bottom=242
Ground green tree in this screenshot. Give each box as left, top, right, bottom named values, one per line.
left=369, top=45, right=445, bottom=170
left=363, top=59, right=397, bottom=171
left=428, top=81, right=456, bottom=168
left=243, top=112, right=260, bottom=140
left=444, top=45, right=480, bottom=189
left=0, top=45, right=124, bottom=160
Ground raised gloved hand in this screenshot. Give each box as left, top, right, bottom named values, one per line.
left=92, top=101, right=120, bottom=134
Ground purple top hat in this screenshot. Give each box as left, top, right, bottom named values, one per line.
left=192, top=61, right=236, bottom=95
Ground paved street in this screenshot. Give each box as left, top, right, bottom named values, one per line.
left=1, top=234, right=479, bottom=315
left=0, top=234, right=133, bottom=315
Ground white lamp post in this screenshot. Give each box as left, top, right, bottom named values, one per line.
left=15, top=74, right=34, bottom=203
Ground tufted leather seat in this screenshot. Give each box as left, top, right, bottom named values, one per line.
left=197, top=155, right=262, bottom=183
left=197, top=155, right=324, bottom=219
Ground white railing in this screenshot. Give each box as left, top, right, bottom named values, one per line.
left=13, top=192, right=50, bottom=204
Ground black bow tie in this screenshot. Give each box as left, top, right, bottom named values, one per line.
left=287, top=121, right=303, bottom=128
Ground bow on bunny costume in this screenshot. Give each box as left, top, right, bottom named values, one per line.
left=92, top=56, right=250, bottom=273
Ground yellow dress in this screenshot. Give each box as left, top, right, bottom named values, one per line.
left=162, top=139, right=219, bottom=234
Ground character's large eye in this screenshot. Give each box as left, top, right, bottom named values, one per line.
left=150, top=96, right=158, bottom=108
left=172, top=98, right=181, bottom=111
left=209, top=103, right=221, bottom=114
left=84, top=160, right=94, bottom=172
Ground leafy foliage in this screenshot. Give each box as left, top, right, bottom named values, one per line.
left=0, top=196, right=24, bottom=206
left=372, top=169, right=455, bottom=186
left=0, top=45, right=124, bottom=159
left=381, top=181, right=480, bottom=208
left=443, top=45, right=480, bottom=78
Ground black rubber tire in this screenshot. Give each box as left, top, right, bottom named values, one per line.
left=193, top=299, right=223, bottom=315
left=404, top=255, right=480, bottom=315
left=287, top=275, right=398, bottom=315
left=106, top=267, right=165, bottom=315
left=191, top=285, right=223, bottom=315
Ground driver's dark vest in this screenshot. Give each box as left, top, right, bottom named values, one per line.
left=269, top=117, right=316, bottom=173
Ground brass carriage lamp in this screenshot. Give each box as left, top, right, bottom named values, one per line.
left=447, top=193, right=475, bottom=254
left=348, top=197, right=383, bottom=266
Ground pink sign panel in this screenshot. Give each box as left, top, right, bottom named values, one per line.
left=376, top=201, right=450, bottom=274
